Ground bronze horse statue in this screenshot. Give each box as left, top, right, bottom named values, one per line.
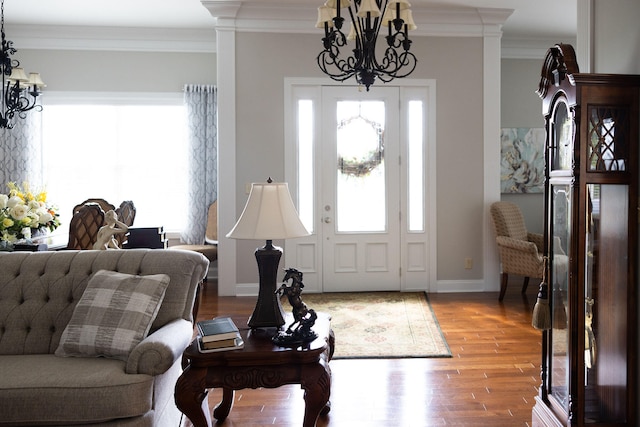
left=275, top=268, right=317, bottom=342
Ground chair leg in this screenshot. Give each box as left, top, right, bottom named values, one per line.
left=499, top=273, right=508, bottom=301
left=522, top=277, right=530, bottom=294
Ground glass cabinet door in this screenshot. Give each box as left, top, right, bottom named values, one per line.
left=549, top=183, right=571, bottom=413
left=582, top=103, right=632, bottom=423
left=547, top=96, right=574, bottom=417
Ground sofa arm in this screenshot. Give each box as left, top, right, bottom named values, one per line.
left=126, top=319, right=193, bottom=376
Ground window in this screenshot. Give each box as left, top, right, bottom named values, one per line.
left=42, top=96, right=188, bottom=232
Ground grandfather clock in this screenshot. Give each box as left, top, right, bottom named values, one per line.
left=533, top=44, right=639, bottom=426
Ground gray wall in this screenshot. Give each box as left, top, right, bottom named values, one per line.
left=500, top=58, right=547, bottom=235
left=593, top=0, right=640, bottom=74
left=16, top=49, right=216, bottom=92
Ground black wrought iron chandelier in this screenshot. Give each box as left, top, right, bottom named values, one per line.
left=0, top=0, right=44, bottom=129
left=316, top=0, right=417, bottom=91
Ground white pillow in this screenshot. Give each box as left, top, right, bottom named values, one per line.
left=55, top=270, right=170, bottom=361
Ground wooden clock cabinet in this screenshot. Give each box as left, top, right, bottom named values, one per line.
left=532, top=44, right=639, bottom=426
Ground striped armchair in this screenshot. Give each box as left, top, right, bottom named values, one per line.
left=490, top=201, right=544, bottom=301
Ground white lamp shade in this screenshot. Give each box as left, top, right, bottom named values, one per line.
left=401, top=9, right=417, bottom=30
left=8, top=67, right=28, bottom=83
left=316, top=5, right=335, bottom=28
left=388, top=0, right=411, bottom=10
left=324, top=0, right=352, bottom=9
left=381, top=6, right=395, bottom=26
left=28, top=73, right=46, bottom=88
left=357, top=0, right=382, bottom=18
left=226, top=181, right=310, bottom=240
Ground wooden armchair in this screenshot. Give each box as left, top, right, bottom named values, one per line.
left=67, top=203, right=105, bottom=250
left=490, top=201, right=544, bottom=301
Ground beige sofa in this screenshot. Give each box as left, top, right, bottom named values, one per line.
left=0, top=249, right=208, bottom=426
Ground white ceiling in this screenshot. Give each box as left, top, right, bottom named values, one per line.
left=4, top=0, right=576, bottom=40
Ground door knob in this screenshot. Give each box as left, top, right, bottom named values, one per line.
left=323, top=217, right=332, bottom=223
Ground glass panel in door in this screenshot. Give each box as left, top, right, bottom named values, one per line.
left=335, top=100, right=386, bottom=232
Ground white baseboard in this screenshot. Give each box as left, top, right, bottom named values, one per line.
left=235, top=283, right=259, bottom=297
left=434, top=279, right=489, bottom=293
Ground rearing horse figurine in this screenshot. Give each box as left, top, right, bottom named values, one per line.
left=275, top=268, right=317, bottom=342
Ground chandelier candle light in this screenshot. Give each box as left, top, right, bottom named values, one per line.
left=226, top=178, right=310, bottom=330
left=316, top=0, right=417, bottom=91
left=0, top=0, right=44, bottom=129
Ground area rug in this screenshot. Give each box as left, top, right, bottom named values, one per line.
left=300, top=292, right=451, bottom=359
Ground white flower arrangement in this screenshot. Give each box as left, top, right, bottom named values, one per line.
left=0, top=182, right=60, bottom=246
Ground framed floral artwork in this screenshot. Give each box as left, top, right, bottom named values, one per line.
left=500, top=128, right=545, bottom=193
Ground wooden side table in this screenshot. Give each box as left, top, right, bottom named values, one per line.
left=175, top=313, right=334, bottom=427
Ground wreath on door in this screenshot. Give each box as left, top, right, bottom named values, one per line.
left=337, top=115, right=384, bottom=177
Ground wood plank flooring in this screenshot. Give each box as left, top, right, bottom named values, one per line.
left=183, top=280, right=542, bottom=426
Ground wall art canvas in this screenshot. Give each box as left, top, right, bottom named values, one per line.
left=500, top=128, right=545, bottom=193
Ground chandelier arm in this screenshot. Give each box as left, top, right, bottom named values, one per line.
left=0, top=0, right=43, bottom=129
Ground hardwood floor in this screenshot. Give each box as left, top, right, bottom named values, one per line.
left=183, top=280, right=542, bottom=426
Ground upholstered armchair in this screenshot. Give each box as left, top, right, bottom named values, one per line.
left=171, top=201, right=218, bottom=278
left=490, top=201, right=544, bottom=301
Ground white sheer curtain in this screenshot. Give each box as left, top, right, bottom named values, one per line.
left=181, top=85, right=218, bottom=244
left=0, top=112, right=43, bottom=191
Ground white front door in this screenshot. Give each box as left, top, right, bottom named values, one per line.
left=320, top=87, right=401, bottom=292
left=285, top=80, right=435, bottom=294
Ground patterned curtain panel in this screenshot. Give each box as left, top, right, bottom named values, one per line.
left=0, top=112, right=43, bottom=192
left=182, top=84, right=218, bottom=244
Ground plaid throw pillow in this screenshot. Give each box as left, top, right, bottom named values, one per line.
left=55, top=270, right=170, bottom=361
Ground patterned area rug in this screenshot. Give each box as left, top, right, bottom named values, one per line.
left=299, top=292, right=451, bottom=359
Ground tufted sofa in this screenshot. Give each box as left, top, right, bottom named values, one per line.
left=0, top=249, right=209, bottom=426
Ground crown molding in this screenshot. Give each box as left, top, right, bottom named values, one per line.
left=205, top=3, right=513, bottom=37
left=502, top=36, right=577, bottom=60
left=6, top=24, right=217, bottom=53
left=7, top=4, right=562, bottom=59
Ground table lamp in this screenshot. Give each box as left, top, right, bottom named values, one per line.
left=226, top=178, right=310, bottom=329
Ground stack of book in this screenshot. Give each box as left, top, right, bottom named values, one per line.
left=196, top=316, right=244, bottom=353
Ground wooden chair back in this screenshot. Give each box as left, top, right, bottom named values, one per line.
left=114, top=200, right=136, bottom=247
left=67, top=203, right=105, bottom=249
left=72, top=198, right=115, bottom=217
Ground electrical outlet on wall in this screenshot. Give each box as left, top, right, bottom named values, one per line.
left=464, top=258, right=473, bottom=269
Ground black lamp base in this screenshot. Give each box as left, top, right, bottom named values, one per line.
left=248, top=240, right=286, bottom=329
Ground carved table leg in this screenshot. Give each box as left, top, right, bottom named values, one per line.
left=175, top=366, right=212, bottom=427
left=301, top=359, right=332, bottom=427
left=212, top=388, right=235, bottom=421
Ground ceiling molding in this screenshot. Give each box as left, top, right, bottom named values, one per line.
left=501, top=36, right=577, bottom=60
left=6, top=4, right=562, bottom=58
left=6, top=24, right=217, bottom=53
left=206, top=3, right=514, bottom=38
